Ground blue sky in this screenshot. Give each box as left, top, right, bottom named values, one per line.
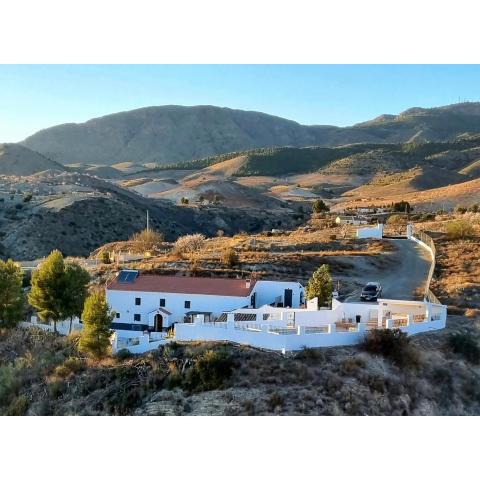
left=1, top=65, right=479, bottom=142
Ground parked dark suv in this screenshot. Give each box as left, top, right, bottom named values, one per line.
left=360, top=282, right=382, bottom=302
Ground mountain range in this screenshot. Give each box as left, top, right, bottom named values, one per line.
left=20, top=102, right=480, bottom=167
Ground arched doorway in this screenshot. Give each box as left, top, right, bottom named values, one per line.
left=154, top=314, right=163, bottom=332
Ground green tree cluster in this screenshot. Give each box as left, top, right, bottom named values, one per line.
left=28, top=250, right=90, bottom=332
left=0, top=260, right=24, bottom=328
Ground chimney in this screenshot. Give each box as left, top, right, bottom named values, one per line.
left=245, top=279, right=251, bottom=289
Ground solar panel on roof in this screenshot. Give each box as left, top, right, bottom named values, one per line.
left=117, top=271, right=130, bottom=283
left=117, top=270, right=139, bottom=283
left=125, top=271, right=138, bottom=282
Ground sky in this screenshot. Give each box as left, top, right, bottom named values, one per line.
left=1, top=64, right=480, bottom=143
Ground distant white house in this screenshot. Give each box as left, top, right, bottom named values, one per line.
left=335, top=215, right=369, bottom=226
left=106, top=270, right=304, bottom=333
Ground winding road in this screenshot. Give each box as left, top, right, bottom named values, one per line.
left=340, top=239, right=431, bottom=303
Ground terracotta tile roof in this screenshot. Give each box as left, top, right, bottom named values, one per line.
left=108, top=273, right=256, bottom=297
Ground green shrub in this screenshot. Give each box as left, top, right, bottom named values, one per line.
left=362, top=329, right=420, bottom=368
left=115, top=348, right=133, bottom=361
left=54, top=356, right=85, bottom=378
left=48, top=380, right=67, bottom=399
left=0, top=365, right=21, bottom=406
left=295, top=347, right=325, bottom=362
left=185, top=349, right=234, bottom=392
left=448, top=333, right=480, bottom=364
left=6, top=394, right=29, bottom=415
left=266, top=392, right=285, bottom=411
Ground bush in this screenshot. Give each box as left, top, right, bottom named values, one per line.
left=448, top=332, right=480, bottom=364
left=185, top=349, right=234, bottom=392
left=362, top=329, right=420, bottom=368
left=387, top=214, right=405, bottom=225
left=115, top=348, right=133, bottom=361
left=173, top=233, right=205, bottom=260
left=295, top=347, right=324, bottom=362
left=222, top=247, right=239, bottom=267
left=129, top=228, right=164, bottom=252
left=101, top=250, right=111, bottom=264
left=446, top=220, right=475, bottom=240
left=5, top=394, right=29, bottom=415
left=267, top=392, right=285, bottom=411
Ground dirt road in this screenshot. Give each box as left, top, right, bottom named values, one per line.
left=336, top=239, right=431, bottom=302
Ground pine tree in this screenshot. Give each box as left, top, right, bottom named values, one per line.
left=0, top=259, right=24, bottom=328
left=62, top=263, right=90, bottom=333
left=305, top=264, right=333, bottom=308
left=78, top=291, right=114, bottom=358
left=28, top=250, right=66, bottom=332
left=312, top=199, right=330, bottom=214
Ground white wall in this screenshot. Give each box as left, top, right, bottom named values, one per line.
left=20, top=316, right=82, bottom=335
left=174, top=311, right=446, bottom=353
left=356, top=224, right=383, bottom=239
left=106, top=289, right=251, bottom=328
left=252, top=280, right=304, bottom=308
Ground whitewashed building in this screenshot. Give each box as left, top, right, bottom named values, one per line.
left=106, top=270, right=304, bottom=333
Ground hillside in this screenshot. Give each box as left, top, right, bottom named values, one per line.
left=337, top=177, right=480, bottom=212
left=21, top=102, right=480, bottom=167
left=0, top=170, right=307, bottom=260
left=0, top=143, right=64, bottom=176
left=342, top=166, right=467, bottom=200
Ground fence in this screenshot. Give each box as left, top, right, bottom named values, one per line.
left=410, top=227, right=441, bottom=304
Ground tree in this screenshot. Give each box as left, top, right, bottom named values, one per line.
left=305, top=264, right=333, bottom=308
left=28, top=250, right=66, bottom=332
left=181, top=197, right=189, bottom=205
left=391, top=200, right=412, bottom=213
left=62, top=263, right=90, bottom=333
left=312, top=199, right=330, bottom=214
left=0, top=259, right=24, bottom=328
left=78, top=291, right=114, bottom=359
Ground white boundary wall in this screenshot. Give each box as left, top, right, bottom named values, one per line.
left=356, top=223, right=384, bottom=239
left=173, top=298, right=446, bottom=353
left=20, top=316, right=82, bottom=335
left=174, top=314, right=446, bottom=353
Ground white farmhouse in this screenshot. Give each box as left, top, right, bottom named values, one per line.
left=106, top=270, right=304, bottom=333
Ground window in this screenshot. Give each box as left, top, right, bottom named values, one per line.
left=134, top=314, right=141, bottom=322
left=115, top=312, right=120, bottom=319
left=160, top=298, right=166, bottom=307
left=184, top=300, right=191, bottom=309
left=135, top=297, right=141, bottom=306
